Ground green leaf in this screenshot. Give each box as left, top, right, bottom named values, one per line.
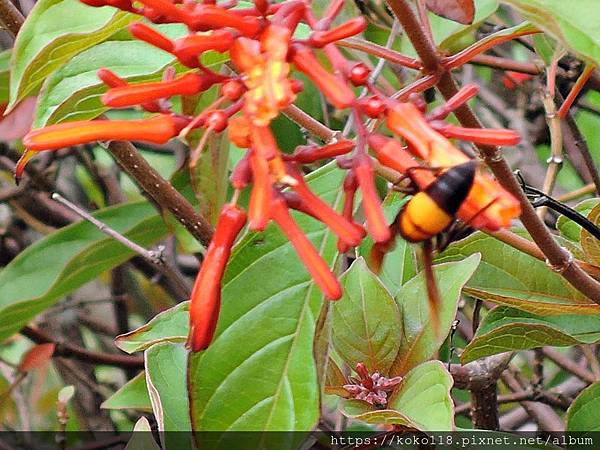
left=0, top=200, right=167, bottom=343
left=439, top=232, right=600, bottom=315
left=0, top=50, right=10, bottom=105
left=433, top=0, right=499, bottom=51
left=462, top=306, right=600, bottom=363
left=389, top=254, right=480, bottom=376
left=581, top=203, right=600, bottom=265
left=191, top=132, right=230, bottom=225
left=556, top=199, right=600, bottom=242
left=331, top=257, right=401, bottom=374
left=145, top=343, right=192, bottom=449
left=500, top=0, right=600, bottom=65
left=341, top=400, right=416, bottom=428
left=115, top=302, right=188, bottom=354
left=567, top=381, right=600, bottom=431
left=188, top=163, right=342, bottom=441
left=388, top=361, right=454, bottom=431
left=33, top=24, right=189, bottom=127
left=9, top=0, right=135, bottom=110
left=101, top=372, right=152, bottom=412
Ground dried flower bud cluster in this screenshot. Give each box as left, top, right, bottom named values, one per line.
left=18, top=0, right=523, bottom=351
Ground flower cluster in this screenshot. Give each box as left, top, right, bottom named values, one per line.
left=342, top=363, right=403, bottom=407
left=19, top=0, right=522, bottom=351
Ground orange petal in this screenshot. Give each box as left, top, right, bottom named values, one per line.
left=23, top=115, right=182, bottom=151
left=271, top=195, right=342, bottom=300
left=188, top=204, right=247, bottom=352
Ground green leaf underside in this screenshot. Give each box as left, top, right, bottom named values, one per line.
left=9, top=0, right=135, bottom=110
left=101, top=372, right=152, bottom=412
left=439, top=232, right=599, bottom=315
left=344, top=361, right=454, bottom=432
left=556, top=199, right=600, bottom=242
left=567, top=381, right=600, bottom=431
left=188, top=163, right=342, bottom=443
left=0, top=201, right=167, bottom=343
left=390, top=254, right=480, bottom=376
left=34, top=24, right=228, bottom=127
left=501, top=0, right=600, bottom=65
left=462, top=306, right=600, bottom=363
left=331, top=257, right=401, bottom=375
left=145, top=343, right=192, bottom=449
left=115, top=302, right=189, bottom=354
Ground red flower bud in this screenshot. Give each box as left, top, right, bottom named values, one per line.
left=292, top=139, right=354, bottom=163
left=358, top=96, right=386, bottom=119
left=353, top=153, right=390, bottom=243
left=204, top=110, right=228, bottom=132
left=230, top=152, right=252, bottom=189
left=288, top=164, right=365, bottom=246
left=97, top=68, right=127, bottom=88
left=427, top=83, right=479, bottom=121
left=291, top=45, right=355, bottom=109
left=308, top=17, right=367, bottom=48
left=348, top=62, right=370, bottom=86
left=220, top=80, right=245, bottom=101
left=271, top=194, right=342, bottom=300
left=128, top=22, right=175, bottom=53
left=102, top=73, right=210, bottom=108
left=248, top=150, right=272, bottom=231
left=188, top=203, right=247, bottom=351
left=429, top=121, right=521, bottom=146
left=23, top=115, right=183, bottom=151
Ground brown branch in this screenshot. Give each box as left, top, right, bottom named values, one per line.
left=450, top=353, right=513, bottom=391
left=21, top=326, right=144, bottom=369
left=541, top=347, right=596, bottom=384
left=0, top=0, right=24, bottom=37
left=501, top=371, right=564, bottom=431
left=108, top=141, right=213, bottom=247
left=470, top=383, right=499, bottom=430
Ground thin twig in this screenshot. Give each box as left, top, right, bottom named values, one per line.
left=541, top=347, right=596, bottom=384
left=21, top=326, right=144, bottom=369
left=52, top=192, right=165, bottom=265
left=580, top=345, right=600, bottom=380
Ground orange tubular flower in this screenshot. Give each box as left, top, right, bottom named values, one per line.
left=353, top=153, right=391, bottom=243
left=190, top=5, right=261, bottom=36
left=292, top=139, right=355, bottom=163
left=248, top=149, right=272, bottom=231
left=188, top=203, right=247, bottom=352
left=231, top=26, right=296, bottom=126
left=384, top=103, right=521, bottom=230
left=308, top=17, right=367, bottom=48
left=271, top=194, right=342, bottom=300
left=128, top=22, right=175, bottom=54
left=228, top=115, right=252, bottom=148
left=288, top=164, right=365, bottom=247
left=18, top=115, right=185, bottom=180
left=102, top=73, right=211, bottom=108
left=172, top=29, right=235, bottom=64
left=429, top=121, right=522, bottom=146
left=290, top=45, right=355, bottom=110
